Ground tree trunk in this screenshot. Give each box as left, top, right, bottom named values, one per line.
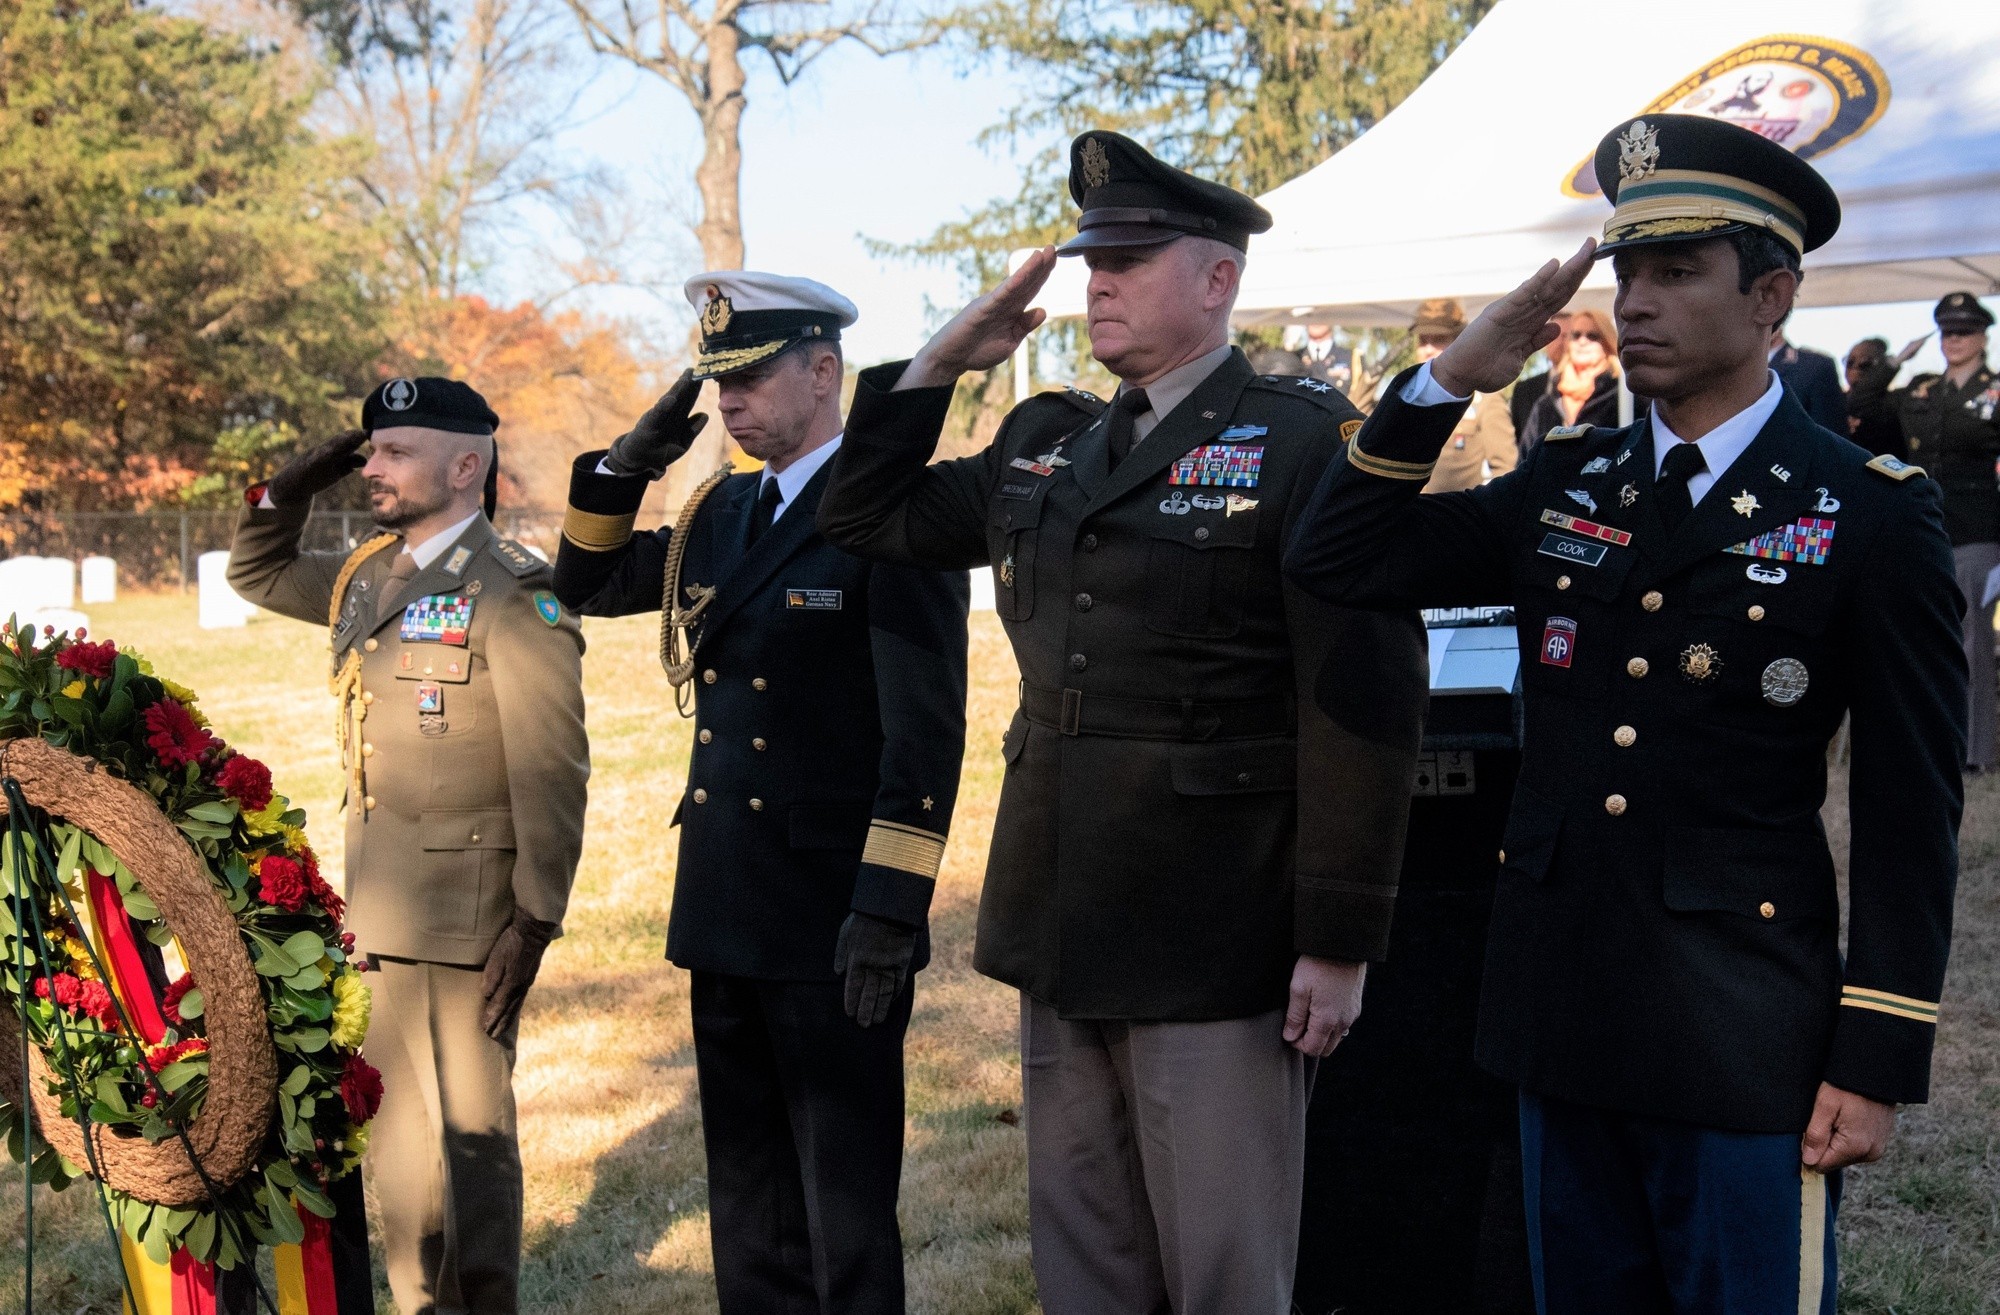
left=664, top=19, right=749, bottom=508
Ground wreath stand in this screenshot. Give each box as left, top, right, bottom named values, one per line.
left=0, top=737, right=370, bottom=1314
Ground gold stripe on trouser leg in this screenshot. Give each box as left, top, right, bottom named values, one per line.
left=1798, top=1165, right=1827, bottom=1315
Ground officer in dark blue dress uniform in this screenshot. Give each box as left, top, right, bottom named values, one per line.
left=1285, top=116, right=1966, bottom=1314
left=551, top=272, right=969, bottom=1315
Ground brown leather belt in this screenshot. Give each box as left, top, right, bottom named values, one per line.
left=1019, top=682, right=1294, bottom=741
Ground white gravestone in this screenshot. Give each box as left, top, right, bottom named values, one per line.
left=197, top=551, right=258, bottom=629
left=81, top=556, right=117, bottom=604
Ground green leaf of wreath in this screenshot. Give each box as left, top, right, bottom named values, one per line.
left=178, top=987, right=204, bottom=1020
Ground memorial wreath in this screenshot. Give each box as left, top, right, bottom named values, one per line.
left=0, top=620, right=377, bottom=1274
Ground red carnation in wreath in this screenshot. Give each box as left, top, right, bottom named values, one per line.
left=144, top=698, right=215, bottom=769
left=35, top=973, right=118, bottom=1028
left=255, top=854, right=310, bottom=912
left=339, top=1053, right=383, bottom=1123
left=55, top=640, right=118, bottom=680
left=34, top=973, right=83, bottom=1011
left=161, top=973, right=197, bottom=1026
left=146, top=1037, right=210, bottom=1071
left=214, top=754, right=273, bottom=813
left=300, top=847, right=344, bottom=920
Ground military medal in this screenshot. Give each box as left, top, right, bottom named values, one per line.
left=1539, top=509, right=1633, bottom=547
left=1566, top=488, right=1598, bottom=514
left=1730, top=491, right=1760, bottom=518
left=1159, top=491, right=1192, bottom=515
left=1761, top=658, right=1809, bottom=707
left=401, top=593, right=474, bottom=645
left=1000, top=553, right=1015, bottom=588
left=1745, top=562, right=1788, bottom=584
left=1725, top=517, right=1835, bottom=566
left=416, top=682, right=443, bottom=713
left=1680, top=643, right=1722, bottom=683
left=1217, top=424, right=1268, bottom=442
left=1191, top=493, right=1225, bottom=511
left=1582, top=457, right=1611, bottom=475
left=1033, top=450, right=1072, bottom=468
left=1813, top=488, right=1840, bottom=514
left=1169, top=444, right=1264, bottom=487
left=1225, top=494, right=1258, bottom=516
left=1619, top=483, right=1638, bottom=508
left=1010, top=457, right=1057, bottom=477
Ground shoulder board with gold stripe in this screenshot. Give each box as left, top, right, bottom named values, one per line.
left=1544, top=424, right=1592, bottom=442
left=1866, top=454, right=1926, bottom=482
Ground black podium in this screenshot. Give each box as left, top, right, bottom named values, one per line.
left=1296, top=609, right=1537, bottom=1315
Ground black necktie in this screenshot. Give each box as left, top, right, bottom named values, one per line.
left=747, top=478, right=782, bottom=547
left=1656, top=442, right=1707, bottom=533
left=1106, top=388, right=1153, bottom=467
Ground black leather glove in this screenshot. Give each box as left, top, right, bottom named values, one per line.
left=267, top=429, right=368, bottom=506
left=480, top=912, right=559, bottom=1039
left=604, top=369, right=709, bottom=479
left=833, top=911, right=916, bottom=1027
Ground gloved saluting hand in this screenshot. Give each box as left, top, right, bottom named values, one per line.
left=834, top=911, right=917, bottom=1028
left=605, top=369, right=709, bottom=480
left=480, top=911, right=560, bottom=1039
left=267, top=429, right=368, bottom=506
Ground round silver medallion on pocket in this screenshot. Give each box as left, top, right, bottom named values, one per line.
left=1760, top=658, right=1809, bottom=707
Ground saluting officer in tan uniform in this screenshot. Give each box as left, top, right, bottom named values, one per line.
left=228, top=377, right=589, bottom=1315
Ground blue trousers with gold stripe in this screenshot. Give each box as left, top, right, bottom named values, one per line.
left=1520, top=1092, right=1839, bottom=1315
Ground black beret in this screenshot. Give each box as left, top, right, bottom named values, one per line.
left=361, top=376, right=500, bottom=436
left=1592, top=114, right=1840, bottom=258
left=1058, top=131, right=1272, bottom=256
left=1935, top=292, right=1995, bottom=332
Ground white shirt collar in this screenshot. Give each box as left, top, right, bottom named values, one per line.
left=759, top=433, right=843, bottom=522
left=406, top=511, right=483, bottom=569
left=1650, top=371, right=1785, bottom=505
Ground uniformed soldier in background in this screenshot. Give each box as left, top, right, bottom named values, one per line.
left=1286, top=115, right=1965, bottom=1313
left=229, top=378, right=590, bottom=1314
left=1847, top=292, right=2000, bottom=771
left=816, top=132, right=1428, bottom=1314
left=1404, top=297, right=1518, bottom=493
left=552, top=272, right=968, bottom=1315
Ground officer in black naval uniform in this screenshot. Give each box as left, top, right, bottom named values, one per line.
left=551, top=271, right=969, bottom=1315
left=817, top=132, right=1427, bottom=1314
left=1285, top=115, right=1965, bottom=1313
left=1847, top=292, right=2000, bottom=771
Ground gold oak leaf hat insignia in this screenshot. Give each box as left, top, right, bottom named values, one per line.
left=682, top=270, right=859, bottom=381
left=1590, top=114, right=1840, bottom=260
left=1059, top=130, right=1273, bottom=256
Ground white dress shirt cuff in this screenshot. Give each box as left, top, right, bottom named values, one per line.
left=1398, top=361, right=1472, bottom=406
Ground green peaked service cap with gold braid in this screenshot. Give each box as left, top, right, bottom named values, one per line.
left=1592, top=113, right=1841, bottom=259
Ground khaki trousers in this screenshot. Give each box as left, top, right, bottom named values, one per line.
left=369, top=958, right=522, bottom=1315
left=1020, top=995, right=1311, bottom=1315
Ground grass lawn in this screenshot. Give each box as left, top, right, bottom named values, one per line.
left=0, top=591, right=1994, bottom=1312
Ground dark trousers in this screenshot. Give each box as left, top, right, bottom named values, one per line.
left=691, top=971, right=912, bottom=1315
left=1519, top=1091, right=1839, bottom=1315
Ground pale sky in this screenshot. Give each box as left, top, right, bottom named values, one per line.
left=503, top=27, right=1966, bottom=384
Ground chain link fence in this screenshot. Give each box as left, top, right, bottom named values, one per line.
left=0, top=509, right=568, bottom=591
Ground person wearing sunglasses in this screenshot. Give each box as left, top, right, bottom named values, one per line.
left=1847, top=292, right=2000, bottom=772
left=1520, top=308, right=1623, bottom=451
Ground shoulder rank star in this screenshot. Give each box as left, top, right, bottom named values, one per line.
left=1731, top=491, right=1760, bottom=518
left=1296, top=378, right=1333, bottom=393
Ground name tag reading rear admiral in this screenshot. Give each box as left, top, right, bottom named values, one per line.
left=785, top=589, right=843, bottom=611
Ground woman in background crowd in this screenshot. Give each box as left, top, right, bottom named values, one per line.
left=1521, top=308, right=1620, bottom=449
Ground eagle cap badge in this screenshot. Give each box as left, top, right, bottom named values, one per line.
left=1081, top=137, right=1112, bottom=189
left=1617, top=119, right=1660, bottom=185
left=699, top=287, right=733, bottom=337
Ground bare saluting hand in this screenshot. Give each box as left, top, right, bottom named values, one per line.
left=1893, top=334, right=1931, bottom=368
left=1283, top=955, right=1367, bottom=1057
left=897, top=247, right=1058, bottom=391
left=1431, top=239, right=1599, bottom=398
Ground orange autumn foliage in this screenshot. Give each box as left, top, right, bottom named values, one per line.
left=382, top=296, right=668, bottom=512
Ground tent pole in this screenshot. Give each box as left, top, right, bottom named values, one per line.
left=1014, top=334, right=1032, bottom=404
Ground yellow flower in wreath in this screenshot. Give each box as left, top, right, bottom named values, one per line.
left=341, top=1119, right=370, bottom=1170
left=330, top=968, right=372, bottom=1049
left=243, top=799, right=288, bottom=837
left=61, top=680, right=86, bottom=699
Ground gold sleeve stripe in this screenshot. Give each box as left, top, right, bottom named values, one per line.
left=1841, top=987, right=1938, bottom=1023
left=862, top=820, right=947, bottom=880
left=1347, top=441, right=1436, bottom=482
left=562, top=506, right=638, bottom=552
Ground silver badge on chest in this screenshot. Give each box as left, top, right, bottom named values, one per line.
left=1761, top=658, right=1809, bottom=707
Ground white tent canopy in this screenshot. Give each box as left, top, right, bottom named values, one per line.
left=1027, top=0, right=2000, bottom=328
